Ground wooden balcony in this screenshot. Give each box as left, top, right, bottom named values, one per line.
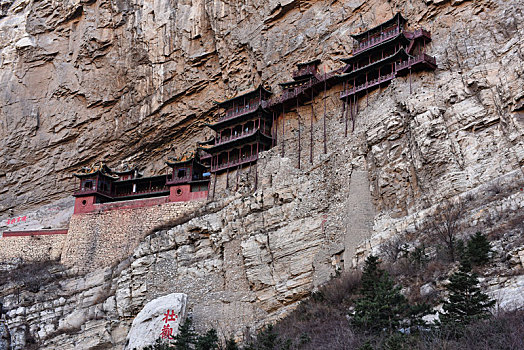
left=211, top=154, right=258, bottom=172
left=75, top=184, right=170, bottom=199
left=220, top=101, right=269, bottom=123
left=340, top=72, right=396, bottom=99
left=73, top=188, right=112, bottom=198
left=407, top=28, right=431, bottom=40
left=216, top=128, right=262, bottom=146
left=269, top=76, right=319, bottom=106
left=395, top=53, right=437, bottom=72
left=166, top=174, right=210, bottom=185
left=353, top=27, right=400, bottom=55
left=166, top=174, right=192, bottom=185
left=113, top=186, right=169, bottom=198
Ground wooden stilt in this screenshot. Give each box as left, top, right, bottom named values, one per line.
left=297, top=98, right=301, bottom=169
left=409, top=67, right=412, bottom=94
left=235, top=165, right=240, bottom=191
left=347, top=95, right=351, bottom=137
left=323, top=72, right=327, bottom=154
left=272, top=111, right=275, bottom=147
left=310, top=81, right=314, bottom=164
left=212, top=172, right=217, bottom=200
left=281, top=105, right=285, bottom=157
left=254, top=163, right=258, bottom=192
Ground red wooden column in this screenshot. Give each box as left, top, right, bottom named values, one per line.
left=346, top=94, right=350, bottom=137
left=323, top=72, right=327, bottom=154
left=281, top=105, right=285, bottom=157
left=272, top=111, right=276, bottom=146
left=341, top=81, right=347, bottom=135
left=297, top=97, right=301, bottom=169
left=310, top=78, right=314, bottom=164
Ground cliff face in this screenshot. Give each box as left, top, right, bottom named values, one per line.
left=1, top=0, right=524, bottom=349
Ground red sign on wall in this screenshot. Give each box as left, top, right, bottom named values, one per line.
left=5, top=216, right=26, bottom=225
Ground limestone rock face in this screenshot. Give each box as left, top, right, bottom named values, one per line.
left=1, top=0, right=524, bottom=349
left=125, top=293, right=187, bottom=350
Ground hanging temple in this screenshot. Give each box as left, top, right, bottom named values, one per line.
left=72, top=13, right=436, bottom=214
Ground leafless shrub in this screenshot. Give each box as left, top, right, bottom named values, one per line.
left=315, top=270, right=362, bottom=306
left=428, top=199, right=467, bottom=262
left=379, top=237, right=406, bottom=264
left=0, top=260, right=68, bottom=295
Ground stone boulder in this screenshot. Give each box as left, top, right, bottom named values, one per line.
left=125, top=293, right=187, bottom=350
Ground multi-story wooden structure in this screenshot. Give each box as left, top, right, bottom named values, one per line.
left=73, top=159, right=209, bottom=214
left=271, top=59, right=341, bottom=109
left=339, top=12, right=436, bottom=102
left=204, top=86, right=273, bottom=174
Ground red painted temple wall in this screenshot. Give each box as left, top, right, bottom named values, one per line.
left=73, top=188, right=208, bottom=214
left=169, top=185, right=208, bottom=202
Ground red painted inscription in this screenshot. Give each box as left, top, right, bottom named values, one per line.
left=5, top=216, right=26, bottom=225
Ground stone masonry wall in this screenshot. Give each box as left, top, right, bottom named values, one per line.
left=0, top=234, right=66, bottom=262
left=61, top=200, right=205, bottom=271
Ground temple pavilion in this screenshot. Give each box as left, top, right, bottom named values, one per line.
left=339, top=12, right=436, bottom=102
left=203, top=85, right=274, bottom=174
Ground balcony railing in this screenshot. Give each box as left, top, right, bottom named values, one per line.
left=353, top=27, right=400, bottom=55
left=217, top=128, right=258, bottom=145
left=211, top=154, right=258, bottom=172
left=410, top=28, right=431, bottom=40
left=166, top=174, right=192, bottom=185
left=340, top=72, right=396, bottom=99
left=269, top=76, right=318, bottom=106
left=74, top=188, right=112, bottom=197
left=395, top=53, right=436, bottom=71
left=113, top=186, right=169, bottom=198
left=345, top=50, right=399, bottom=75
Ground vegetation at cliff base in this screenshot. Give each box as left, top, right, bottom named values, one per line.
left=144, top=243, right=521, bottom=350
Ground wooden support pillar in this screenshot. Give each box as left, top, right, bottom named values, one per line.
left=254, top=163, right=258, bottom=192
left=235, top=164, right=240, bottom=191
left=310, top=80, right=314, bottom=164
left=409, top=67, right=412, bottom=94
left=354, top=93, right=358, bottom=131
left=346, top=95, right=351, bottom=137
left=226, top=151, right=230, bottom=188
left=297, top=98, right=301, bottom=169
left=212, top=172, right=217, bottom=200
left=323, top=72, right=327, bottom=154
left=281, top=105, right=285, bottom=157
left=365, top=72, right=369, bottom=106
left=341, top=92, right=346, bottom=136
left=272, top=111, right=276, bottom=147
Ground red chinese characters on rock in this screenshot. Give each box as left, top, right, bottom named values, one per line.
left=160, top=310, right=179, bottom=339
left=5, top=216, right=27, bottom=225
left=161, top=324, right=173, bottom=339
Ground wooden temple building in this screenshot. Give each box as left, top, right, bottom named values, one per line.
left=202, top=86, right=274, bottom=174
left=73, top=159, right=209, bottom=214
left=339, top=13, right=436, bottom=104
left=166, top=152, right=211, bottom=199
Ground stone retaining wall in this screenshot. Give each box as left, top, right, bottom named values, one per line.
left=61, top=200, right=205, bottom=271
left=0, top=234, right=66, bottom=262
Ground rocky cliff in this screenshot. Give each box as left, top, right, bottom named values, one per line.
left=1, top=0, right=524, bottom=349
